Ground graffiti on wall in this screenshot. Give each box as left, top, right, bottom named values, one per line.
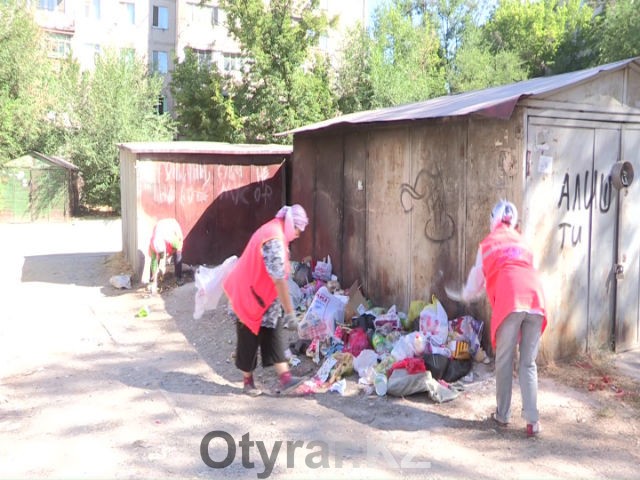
left=149, top=163, right=213, bottom=206
left=400, top=167, right=454, bottom=242
left=217, top=164, right=274, bottom=206
left=557, top=170, right=612, bottom=249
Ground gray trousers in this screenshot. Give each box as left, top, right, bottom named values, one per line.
left=494, top=311, right=543, bottom=424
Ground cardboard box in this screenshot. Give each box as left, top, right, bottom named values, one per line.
left=344, top=281, right=367, bottom=322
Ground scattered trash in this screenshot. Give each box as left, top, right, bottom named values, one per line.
left=329, top=378, right=347, bottom=395
left=109, top=274, right=131, bottom=289
left=374, top=372, right=388, bottom=396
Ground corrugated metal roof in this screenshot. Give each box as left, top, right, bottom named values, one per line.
left=284, top=57, right=640, bottom=135
left=118, top=141, right=292, bottom=155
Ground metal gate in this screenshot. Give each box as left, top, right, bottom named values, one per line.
left=615, top=126, right=640, bottom=351
left=523, top=116, right=640, bottom=357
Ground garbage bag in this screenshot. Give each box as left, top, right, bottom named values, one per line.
left=423, top=353, right=449, bottom=380
left=387, top=369, right=430, bottom=397
left=442, top=358, right=473, bottom=383
left=193, top=256, right=238, bottom=320
left=419, top=295, right=449, bottom=346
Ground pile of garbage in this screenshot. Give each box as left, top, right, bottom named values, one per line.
left=286, top=257, right=488, bottom=402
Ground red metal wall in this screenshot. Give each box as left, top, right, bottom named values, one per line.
left=138, top=159, right=286, bottom=266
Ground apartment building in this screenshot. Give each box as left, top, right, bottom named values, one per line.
left=32, top=0, right=369, bottom=114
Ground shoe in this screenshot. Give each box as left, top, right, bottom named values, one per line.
left=526, top=422, right=541, bottom=437
left=491, top=412, right=509, bottom=427
left=243, top=382, right=262, bottom=397
left=278, top=375, right=306, bottom=394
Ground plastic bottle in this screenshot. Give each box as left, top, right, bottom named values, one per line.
left=374, top=373, right=387, bottom=396
left=371, top=332, right=387, bottom=354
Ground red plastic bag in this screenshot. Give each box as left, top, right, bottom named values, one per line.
left=389, top=357, right=427, bottom=375
left=343, top=327, right=370, bottom=358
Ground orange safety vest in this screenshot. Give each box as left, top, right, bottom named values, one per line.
left=480, top=224, right=547, bottom=348
left=223, top=218, right=290, bottom=334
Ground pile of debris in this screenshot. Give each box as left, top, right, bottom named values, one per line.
left=285, top=258, right=490, bottom=401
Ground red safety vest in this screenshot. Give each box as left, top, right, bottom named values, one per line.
left=223, top=218, right=290, bottom=334
left=480, top=224, right=547, bottom=348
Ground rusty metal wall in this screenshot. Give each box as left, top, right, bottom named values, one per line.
left=314, top=136, right=345, bottom=271
left=289, top=139, right=316, bottom=263
left=291, top=117, right=525, bottom=352
left=365, top=128, right=412, bottom=309
left=342, top=132, right=368, bottom=287
left=404, top=122, right=468, bottom=318
left=290, top=70, right=640, bottom=360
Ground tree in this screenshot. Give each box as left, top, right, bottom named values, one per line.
left=219, top=0, right=338, bottom=142
left=448, top=24, right=527, bottom=93
left=170, top=49, right=244, bottom=142
left=371, top=1, right=447, bottom=106
left=400, top=0, right=479, bottom=65
left=0, top=2, right=60, bottom=164
left=335, top=24, right=375, bottom=114
left=63, top=51, right=176, bottom=211
left=591, top=0, right=640, bottom=64
left=483, top=0, right=594, bottom=77
left=335, top=0, right=446, bottom=113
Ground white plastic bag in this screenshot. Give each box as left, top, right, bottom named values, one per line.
left=353, top=349, right=379, bottom=378
left=297, top=286, right=344, bottom=340
left=312, top=255, right=332, bottom=281
left=109, top=274, right=131, bottom=289
left=419, top=295, right=449, bottom=346
left=193, top=255, right=238, bottom=320
left=390, top=331, right=427, bottom=361
left=373, top=305, right=402, bottom=331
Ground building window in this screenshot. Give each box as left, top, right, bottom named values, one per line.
left=152, top=50, right=169, bottom=74
left=46, top=32, right=72, bottom=59
left=191, top=48, right=212, bottom=66
left=121, top=2, right=135, bottom=24
left=152, top=5, right=169, bottom=29
left=155, top=96, right=168, bottom=115
left=83, top=43, right=101, bottom=67
left=222, top=53, right=242, bottom=72
left=211, top=6, right=219, bottom=25
left=38, top=0, right=64, bottom=12
left=85, top=0, right=101, bottom=19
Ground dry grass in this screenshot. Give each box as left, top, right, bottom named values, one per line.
left=541, top=353, right=640, bottom=412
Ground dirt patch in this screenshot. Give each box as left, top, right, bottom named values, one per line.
left=3, top=222, right=640, bottom=479
left=542, top=355, right=640, bottom=412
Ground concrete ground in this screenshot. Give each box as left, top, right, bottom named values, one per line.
left=1, top=218, right=639, bottom=479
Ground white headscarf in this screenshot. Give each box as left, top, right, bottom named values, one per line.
left=490, top=200, right=518, bottom=232
left=275, top=204, right=308, bottom=242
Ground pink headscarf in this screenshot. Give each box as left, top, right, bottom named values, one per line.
left=275, top=204, right=308, bottom=242
left=490, top=200, right=518, bottom=232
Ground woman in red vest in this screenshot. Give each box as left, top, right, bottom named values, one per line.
left=454, top=200, right=547, bottom=437
left=149, top=218, right=184, bottom=294
left=224, top=204, right=308, bottom=396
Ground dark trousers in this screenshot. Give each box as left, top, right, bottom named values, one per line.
left=173, top=250, right=182, bottom=279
